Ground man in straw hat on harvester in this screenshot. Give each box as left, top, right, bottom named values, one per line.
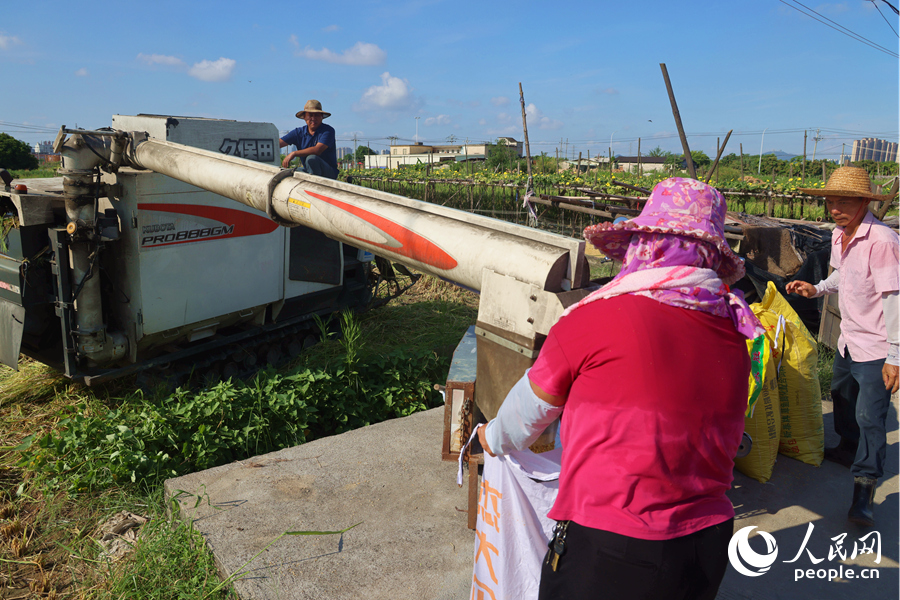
left=787, top=166, right=899, bottom=527
left=279, top=99, right=339, bottom=179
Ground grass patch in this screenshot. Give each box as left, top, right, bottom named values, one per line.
left=0, top=274, right=477, bottom=599
left=816, top=342, right=835, bottom=396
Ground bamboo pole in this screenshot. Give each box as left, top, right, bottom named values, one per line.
left=518, top=83, right=533, bottom=188
left=705, top=130, right=732, bottom=185
left=659, top=63, right=696, bottom=179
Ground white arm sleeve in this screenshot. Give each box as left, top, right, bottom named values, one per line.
left=883, top=291, right=899, bottom=366
left=484, top=369, right=563, bottom=456
left=813, top=269, right=840, bottom=297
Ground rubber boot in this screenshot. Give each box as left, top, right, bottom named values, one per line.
left=824, top=437, right=858, bottom=468
left=847, top=477, right=876, bottom=527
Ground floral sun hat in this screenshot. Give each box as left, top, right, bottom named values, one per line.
left=583, top=177, right=745, bottom=286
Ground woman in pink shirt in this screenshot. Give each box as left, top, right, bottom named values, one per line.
left=788, top=166, right=899, bottom=527
left=480, top=178, right=764, bottom=600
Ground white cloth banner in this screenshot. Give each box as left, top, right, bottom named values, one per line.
left=459, top=430, right=561, bottom=600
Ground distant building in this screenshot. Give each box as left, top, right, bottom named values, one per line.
left=337, top=147, right=353, bottom=159
left=32, top=141, right=55, bottom=155
left=615, top=156, right=670, bottom=173
left=367, top=138, right=525, bottom=168
left=851, top=138, right=898, bottom=163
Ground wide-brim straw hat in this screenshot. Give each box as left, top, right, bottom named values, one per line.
left=799, top=166, right=886, bottom=200
left=296, top=99, right=331, bottom=119
left=584, top=177, right=745, bottom=286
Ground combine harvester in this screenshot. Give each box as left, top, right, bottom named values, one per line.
left=0, top=115, right=589, bottom=425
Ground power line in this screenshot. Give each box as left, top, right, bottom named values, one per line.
left=778, top=0, right=899, bottom=57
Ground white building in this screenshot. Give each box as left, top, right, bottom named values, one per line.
left=32, top=141, right=55, bottom=155
left=364, top=138, right=524, bottom=169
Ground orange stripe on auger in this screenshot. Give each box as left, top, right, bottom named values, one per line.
left=304, top=191, right=459, bottom=271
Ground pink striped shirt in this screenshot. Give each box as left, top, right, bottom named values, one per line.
left=826, top=211, right=899, bottom=362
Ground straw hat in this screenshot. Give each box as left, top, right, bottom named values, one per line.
left=584, top=177, right=745, bottom=285
left=799, top=166, right=885, bottom=200
left=296, top=99, right=331, bottom=119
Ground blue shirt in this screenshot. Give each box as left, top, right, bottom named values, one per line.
left=282, top=123, right=338, bottom=171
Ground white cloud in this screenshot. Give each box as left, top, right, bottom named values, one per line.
left=525, top=103, right=563, bottom=130
left=424, top=115, right=451, bottom=126
left=297, top=41, right=386, bottom=66
left=816, top=3, right=850, bottom=14
left=485, top=126, right=521, bottom=136
left=496, top=112, right=511, bottom=122
left=188, top=58, right=236, bottom=82
left=137, top=53, right=186, bottom=67
left=356, top=72, right=416, bottom=111
left=322, top=24, right=340, bottom=32
left=0, top=33, right=22, bottom=50
left=478, top=118, right=487, bottom=126
left=491, top=96, right=509, bottom=107
left=75, top=68, right=88, bottom=77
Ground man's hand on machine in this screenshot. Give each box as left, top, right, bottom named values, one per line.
left=479, top=372, right=565, bottom=457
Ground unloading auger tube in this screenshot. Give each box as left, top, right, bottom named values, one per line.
left=120, top=132, right=586, bottom=295
left=57, top=127, right=586, bottom=412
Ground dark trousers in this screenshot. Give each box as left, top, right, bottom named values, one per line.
left=298, top=155, right=338, bottom=180
left=538, top=518, right=734, bottom=600
left=831, top=348, right=891, bottom=479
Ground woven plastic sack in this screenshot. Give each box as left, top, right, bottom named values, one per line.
left=735, top=334, right=781, bottom=483
left=459, top=427, right=560, bottom=600
left=746, top=334, right=768, bottom=418
left=759, top=282, right=824, bottom=466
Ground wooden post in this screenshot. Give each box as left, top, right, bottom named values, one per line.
left=556, top=147, right=559, bottom=173
left=822, top=161, right=827, bottom=182
left=802, top=131, right=807, bottom=185
left=659, top=63, right=696, bottom=179
left=740, top=143, right=744, bottom=181
left=638, top=138, right=642, bottom=177
left=766, top=166, right=776, bottom=216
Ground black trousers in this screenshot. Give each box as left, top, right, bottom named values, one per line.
left=538, top=518, right=734, bottom=600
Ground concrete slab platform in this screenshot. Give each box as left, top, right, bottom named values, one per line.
left=165, top=408, right=474, bottom=600
left=165, top=395, right=898, bottom=600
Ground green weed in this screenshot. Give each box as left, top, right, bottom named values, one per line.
left=15, top=313, right=448, bottom=494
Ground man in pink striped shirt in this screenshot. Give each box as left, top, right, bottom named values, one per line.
left=788, top=166, right=898, bottom=527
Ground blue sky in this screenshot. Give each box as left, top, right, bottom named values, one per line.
left=2, top=0, right=897, bottom=161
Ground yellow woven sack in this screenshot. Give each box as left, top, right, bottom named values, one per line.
left=759, top=282, right=824, bottom=466
left=746, top=335, right=768, bottom=418
left=734, top=337, right=780, bottom=482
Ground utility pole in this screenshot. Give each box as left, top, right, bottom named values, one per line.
left=811, top=128, right=821, bottom=161
left=415, top=117, right=420, bottom=143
